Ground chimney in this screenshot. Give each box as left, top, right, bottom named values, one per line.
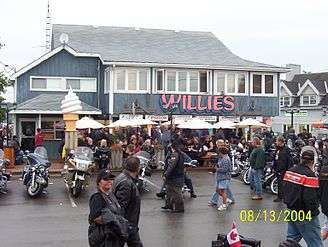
left=286, top=64, right=301, bottom=81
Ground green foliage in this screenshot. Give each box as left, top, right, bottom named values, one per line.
left=0, top=72, right=9, bottom=121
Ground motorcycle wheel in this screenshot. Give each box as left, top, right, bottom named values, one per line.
left=27, top=182, right=43, bottom=197
left=270, top=177, right=278, bottom=195
left=242, top=168, right=251, bottom=185
left=71, top=180, right=83, bottom=198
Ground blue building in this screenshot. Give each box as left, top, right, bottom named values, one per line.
left=10, top=24, right=287, bottom=158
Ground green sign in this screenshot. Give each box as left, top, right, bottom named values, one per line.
left=284, top=111, right=308, bottom=117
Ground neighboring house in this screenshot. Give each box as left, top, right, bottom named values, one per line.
left=10, top=24, right=287, bottom=158
left=272, top=65, right=328, bottom=135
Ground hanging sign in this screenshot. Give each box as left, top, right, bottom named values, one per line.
left=119, top=114, right=143, bottom=120
left=194, top=116, right=217, bottom=122
left=145, top=115, right=169, bottom=121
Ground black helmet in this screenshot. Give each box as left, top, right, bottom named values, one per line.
left=295, top=139, right=305, bottom=148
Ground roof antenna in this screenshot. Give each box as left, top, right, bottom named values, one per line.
left=45, top=0, right=52, bottom=52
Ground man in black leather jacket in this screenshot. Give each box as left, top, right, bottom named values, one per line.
left=112, top=157, right=143, bottom=247
left=273, top=136, right=293, bottom=202
left=161, top=141, right=185, bottom=212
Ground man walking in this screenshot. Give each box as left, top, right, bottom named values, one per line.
left=161, top=140, right=185, bottom=213
left=112, top=157, right=143, bottom=247
left=249, top=137, right=266, bottom=200
left=273, top=136, right=293, bottom=202
left=283, top=150, right=323, bottom=247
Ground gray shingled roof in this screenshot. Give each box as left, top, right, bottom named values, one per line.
left=52, top=24, right=283, bottom=69
left=15, top=94, right=101, bottom=113
left=284, top=72, right=328, bottom=95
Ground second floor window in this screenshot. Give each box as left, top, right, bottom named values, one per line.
left=301, top=95, right=317, bottom=106
left=155, top=69, right=210, bottom=93
left=30, top=77, right=96, bottom=92
left=214, top=72, right=247, bottom=95
left=251, top=73, right=276, bottom=96
left=114, top=68, right=150, bottom=92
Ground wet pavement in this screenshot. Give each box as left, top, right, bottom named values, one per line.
left=0, top=171, right=316, bottom=247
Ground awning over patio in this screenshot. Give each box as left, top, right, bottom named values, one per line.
left=10, top=94, right=102, bottom=115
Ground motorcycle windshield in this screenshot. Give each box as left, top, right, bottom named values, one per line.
left=134, top=151, right=151, bottom=160
left=74, top=147, right=93, bottom=161
left=34, top=147, right=48, bottom=160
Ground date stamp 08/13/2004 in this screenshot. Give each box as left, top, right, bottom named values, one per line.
left=239, top=209, right=312, bottom=223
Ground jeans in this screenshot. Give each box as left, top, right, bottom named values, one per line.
left=287, top=215, right=323, bottom=247
left=323, top=215, right=328, bottom=231
left=210, top=181, right=235, bottom=204
left=249, top=168, right=263, bottom=196
left=184, top=173, right=194, bottom=193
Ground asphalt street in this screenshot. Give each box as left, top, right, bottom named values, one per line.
left=0, top=171, right=317, bottom=247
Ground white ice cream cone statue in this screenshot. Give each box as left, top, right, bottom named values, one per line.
left=61, top=88, right=82, bottom=150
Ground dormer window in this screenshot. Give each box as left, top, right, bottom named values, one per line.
left=301, top=95, right=317, bottom=106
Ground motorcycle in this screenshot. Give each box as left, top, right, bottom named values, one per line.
left=231, top=146, right=249, bottom=177
left=134, top=151, right=155, bottom=193
left=22, top=147, right=51, bottom=197
left=63, top=146, right=94, bottom=198
left=0, top=150, right=11, bottom=194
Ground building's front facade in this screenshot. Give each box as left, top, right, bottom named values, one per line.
left=272, top=69, right=328, bottom=136
left=10, top=24, right=286, bottom=158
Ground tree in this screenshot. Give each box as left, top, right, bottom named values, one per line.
left=0, top=71, right=9, bottom=121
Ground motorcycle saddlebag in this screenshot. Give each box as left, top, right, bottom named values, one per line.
left=212, top=234, right=261, bottom=247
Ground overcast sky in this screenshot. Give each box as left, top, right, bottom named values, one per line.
left=1, top=0, right=328, bottom=75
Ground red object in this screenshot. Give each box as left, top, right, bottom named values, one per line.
left=226, top=222, right=241, bottom=247
left=35, top=133, right=44, bottom=147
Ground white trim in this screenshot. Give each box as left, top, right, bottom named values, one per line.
left=280, top=81, right=293, bottom=96
left=104, top=61, right=289, bottom=73
left=10, top=45, right=103, bottom=80
left=109, top=67, right=114, bottom=115
left=250, top=72, right=278, bottom=97
left=324, top=81, right=328, bottom=94
left=10, top=110, right=101, bottom=115
left=29, top=76, right=97, bottom=92
left=297, top=79, right=320, bottom=96
left=280, top=96, right=292, bottom=107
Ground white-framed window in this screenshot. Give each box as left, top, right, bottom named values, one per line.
left=154, top=69, right=210, bottom=94
left=214, top=71, right=248, bottom=95
left=250, top=73, right=277, bottom=96
left=114, top=68, right=150, bottom=93
left=280, top=96, right=291, bottom=107
left=30, top=76, right=97, bottom=92
left=301, top=95, right=318, bottom=106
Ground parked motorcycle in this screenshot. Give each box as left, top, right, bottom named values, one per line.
left=63, top=146, right=94, bottom=198
left=22, top=147, right=51, bottom=197
left=231, top=146, right=249, bottom=177
left=0, top=150, right=11, bottom=194
left=134, top=151, right=155, bottom=192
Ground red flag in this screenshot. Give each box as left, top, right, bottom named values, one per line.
left=226, top=222, right=241, bottom=247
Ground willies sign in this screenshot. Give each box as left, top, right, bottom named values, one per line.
left=159, top=94, right=235, bottom=113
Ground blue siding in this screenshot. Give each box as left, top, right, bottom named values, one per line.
left=113, top=94, right=279, bottom=117
left=16, top=50, right=100, bottom=108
